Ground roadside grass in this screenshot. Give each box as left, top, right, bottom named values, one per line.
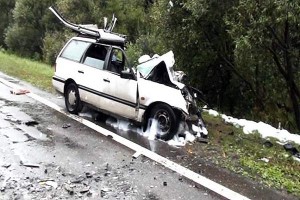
left=202, top=112, right=300, bottom=197
left=0, top=51, right=54, bottom=92
left=0, top=52, right=299, bottom=197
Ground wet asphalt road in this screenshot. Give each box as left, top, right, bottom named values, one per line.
left=0, top=75, right=222, bottom=199
left=0, top=72, right=298, bottom=200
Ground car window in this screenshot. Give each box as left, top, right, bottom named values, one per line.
left=83, top=44, right=108, bottom=70
left=108, top=48, right=129, bottom=74
left=60, top=40, right=90, bottom=62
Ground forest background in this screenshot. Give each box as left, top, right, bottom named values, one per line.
left=0, top=0, right=299, bottom=133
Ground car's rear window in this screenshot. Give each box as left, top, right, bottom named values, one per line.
left=60, top=40, right=90, bottom=62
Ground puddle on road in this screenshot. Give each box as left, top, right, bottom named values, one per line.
left=1, top=128, right=30, bottom=143
left=0, top=106, right=49, bottom=142
left=0, top=100, right=5, bottom=107
left=78, top=109, right=187, bottom=157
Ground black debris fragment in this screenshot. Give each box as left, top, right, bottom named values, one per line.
left=79, top=186, right=90, bottom=194
left=294, top=153, right=300, bottom=159
left=263, top=140, right=273, bottom=148
left=2, top=164, right=11, bottom=168
left=24, top=121, right=39, bottom=126
left=197, top=137, right=208, bottom=144
left=94, top=176, right=101, bottom=182
left=283, top=143, right=300, bottom=162
left=101, top=188, right=110, bottom=197
left=71, top=176, right=85, bottom=184
left=283, top=143, right=299, bottom=155
left=85, top=172, right=93, bottom=178
left=163, top=181, right=167, bottom=186
left=64, top=184, right=74, bottom=195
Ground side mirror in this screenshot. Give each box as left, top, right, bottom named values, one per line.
left=120, top=70, right=135, bottom=80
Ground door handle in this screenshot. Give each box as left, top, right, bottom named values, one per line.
left=103, top=78, right=110, bottom=83
left=78, top=70, right=84, bottom=74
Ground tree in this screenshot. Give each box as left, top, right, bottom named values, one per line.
left=226, top=0, right=300, bottom=131
left=0, top=0, right=15, bottom=48
left=148, top=0, right=241, bottom=113
left=5, top=0, right=56, bottom=58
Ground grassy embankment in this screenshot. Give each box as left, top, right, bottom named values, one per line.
left=0, top=51, right=299, bottom=197
left=0, top=51, right=54, bottom=92
left=198, top=113, right=300, bottom=196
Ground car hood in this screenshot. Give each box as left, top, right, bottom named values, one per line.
left=136, top=51, right=185, bottom=89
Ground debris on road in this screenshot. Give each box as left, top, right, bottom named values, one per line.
left=24, top=120, right=39, bottom=126
left=101, top=187, right=111, bottom=197
left=64, top=182, right=91, bottom=196
left=283, top=143, right=300, bottom=162
left=64, top=184, right=74, bottom=195
left=71, top=176, right=85, bottom=184
left=1, top=177, right=11, bottom=192
left=1, top=163, right=11, bottom=168
left=10, top=88, right=30, bottom=95
left=62, top=123, right=71, bottom=129
left=283, top=143, right=299, bottom=155
left=39, top=179, right=58, bottom=189
left=85, top=172, right=93, bottom=179
left=20, top=161, right=40, bottom=168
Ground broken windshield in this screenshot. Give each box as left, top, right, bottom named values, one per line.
left=136, top=58, right=161, bottom=77
left=136, top=51, right=175, bottom=78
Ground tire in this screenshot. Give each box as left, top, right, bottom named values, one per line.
left=64, top=83, right=83, bottom=114
left=149, top=104, right=178, bottom=140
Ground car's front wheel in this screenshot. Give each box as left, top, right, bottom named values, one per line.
left=65, top=83, right=83, bottom=114
left=149, top=104, right=178, bottom=140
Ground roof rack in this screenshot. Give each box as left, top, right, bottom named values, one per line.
left=49, top=6, right=126, bottom=47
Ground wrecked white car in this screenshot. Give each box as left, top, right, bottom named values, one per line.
left=50, top=7, right=207, bottom=140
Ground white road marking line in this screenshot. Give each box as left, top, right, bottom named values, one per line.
left=132, top=151, right=142, bottom=159
left=0, top=78, right=251, bottom=200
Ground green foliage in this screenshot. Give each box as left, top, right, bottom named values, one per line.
left=226, top=0, right=300, bottom=131
left=5, top=0, right=56, bottom=59
left=42, top=30, right=74, bottom=64
left=0, top=51, right=54, bottom=91
left=5, top=25, right=41, bottom=59
left=202, top=112, right=300, bottom=196
left=0, top=0, right=15, bottom=48
left=149, top=0, right=239, bottom=115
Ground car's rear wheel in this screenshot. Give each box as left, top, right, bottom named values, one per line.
left=65, top=83, right=82, bottom=114
left=149, top=104, right=178, bottom=140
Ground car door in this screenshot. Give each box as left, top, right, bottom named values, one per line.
left=78, top=43, right=109, bottom=109
left=101, top=47, right=138, bottom=120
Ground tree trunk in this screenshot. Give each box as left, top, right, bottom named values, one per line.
left=284, top=19, right=300, bottom=131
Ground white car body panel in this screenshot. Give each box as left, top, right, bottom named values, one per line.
left=138, top=78, right=188, bottom=114
left=78, top=65, right=105, bottom=109
left=101, top=70, right=138, bottom=120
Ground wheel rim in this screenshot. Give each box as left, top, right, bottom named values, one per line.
left=154, top=109, right=171, bottom=134
left=67, top=88, right=77, bottom=109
